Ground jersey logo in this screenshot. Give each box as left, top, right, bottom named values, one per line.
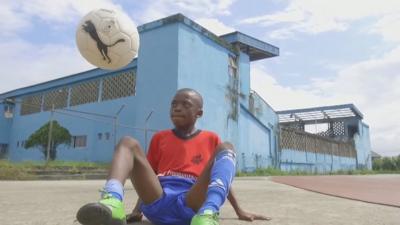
left=191, top=154, right=203, bottom=165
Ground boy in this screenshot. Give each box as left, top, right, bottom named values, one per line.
left=76, top=88, right=269, bottom=225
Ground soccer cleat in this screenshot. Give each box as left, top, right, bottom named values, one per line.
left=190, top=210, right=219, bottom=225
left=76, top=192, right=126, bottom=225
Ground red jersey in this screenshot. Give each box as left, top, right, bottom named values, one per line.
left=147, top=129, right=221, bottom=178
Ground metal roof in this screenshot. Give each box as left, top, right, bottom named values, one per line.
left=276, top=104, right=363, bottom=123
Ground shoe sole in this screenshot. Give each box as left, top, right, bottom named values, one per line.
left=76, top=203, right=126, bottom=225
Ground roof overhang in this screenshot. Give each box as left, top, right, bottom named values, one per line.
left=276, top=104, right=363, bottom=124
left=220, top=32, right=279, bottom=61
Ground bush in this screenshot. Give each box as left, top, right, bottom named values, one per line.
left=373, top=156, right=400, bottom=171
left=372, top=158, right=383, bottom=170
left=395, top=156, right=400, bottom=170
left=382, top=157, right=396, bottom=170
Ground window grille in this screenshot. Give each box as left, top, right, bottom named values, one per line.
left=43, top=88, right=68, bottom=111
left=102, top=70, right=136, bottom=101
left=105, top=132, right=110, bottom=140
left=70, top=80, right=100, bottom=106
left=332, top=121, right=345, bottom=136
left=20, top=94, right=42, bottom=115
left=0, top=144, right=8, bottom=159
left=72, top=135, right=87, bottom=148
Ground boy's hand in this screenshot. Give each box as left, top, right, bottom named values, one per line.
left=126, top=209, right=143, bottom=223
left=236, top=209, right=271, bottom=221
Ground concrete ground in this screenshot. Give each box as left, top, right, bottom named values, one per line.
left=0, top=177, right=399, bottom=225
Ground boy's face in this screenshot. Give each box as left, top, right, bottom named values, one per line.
left=170, top=91, right=203, bottom=130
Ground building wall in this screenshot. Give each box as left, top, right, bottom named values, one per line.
left=354, top=121, right=372, bottom=169
left=8, top=74, right=138, bottom=161
left=176, top=23, right=235, bottom=138
left=134, top=22, right=180, bottom=141
left=280, top=149, right=356, bottom=173
left=0, top=103, right=11, bottom=145
left=176, top=24, right=280, bottom=171
left=239, top=106, right=274, bottom=171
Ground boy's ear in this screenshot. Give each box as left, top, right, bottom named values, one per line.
left=197, top=109, right=203, bottom=118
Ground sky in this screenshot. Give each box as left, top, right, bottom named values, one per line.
left=1, top=0, right=399, bottom=156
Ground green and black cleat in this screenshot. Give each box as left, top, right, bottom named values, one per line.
left=76, top=193, right=126, bottom=225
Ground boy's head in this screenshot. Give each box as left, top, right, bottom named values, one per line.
left=170, top=88, right=203, bottom=130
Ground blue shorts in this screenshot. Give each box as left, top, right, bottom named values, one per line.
left=140, top=176, right=197, bottom=225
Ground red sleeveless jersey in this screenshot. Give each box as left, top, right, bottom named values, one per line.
left=147, top=129, right=221, bottom=178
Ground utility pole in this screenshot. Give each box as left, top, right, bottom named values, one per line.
left=46, top=104, right=55, bottom=162
left=144, top=110, right=154, bottom=153
left=113, top=104, right=126, bottom=147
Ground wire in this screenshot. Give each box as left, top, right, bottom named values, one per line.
left=1, top=98, right=159, bottom=132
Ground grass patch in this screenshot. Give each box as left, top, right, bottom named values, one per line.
left=0, top=160, right=109, bottom=168
left=236, top=167, right=309, bottom=176
left=0, top=160, right=109, bottom=180
left=236, top=167, right=400, bottom=177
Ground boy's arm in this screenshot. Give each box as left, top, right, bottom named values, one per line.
left=228, top=187, right=271, bottom=221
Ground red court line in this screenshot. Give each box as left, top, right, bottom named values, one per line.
left=270, top=175, right=400, bottom=208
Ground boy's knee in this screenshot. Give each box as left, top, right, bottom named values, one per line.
left=119, top=136, right=140, bottom=149
left=214, top=142, right=236, bottom=164
left=216, top=142, right=235, bottom=152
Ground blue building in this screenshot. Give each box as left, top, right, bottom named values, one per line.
left=0, top=14, right=371, bottom=172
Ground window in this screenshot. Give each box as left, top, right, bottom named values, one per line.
left=72, top=135, right=87, bottom=148
left=102, top=70, right=136, bottom=101
left=4, top=103, right=14, bottom=118
left=0, top=144, right=8, bottom=159
left=20, top=94, right=42, bottom=115
left=17, top=141, right=19, bottom=148
left=98, top=133, right=103, bottom=140
left=43, top=88, right=69, bottom=111
left=105, top=132, right=110, bottom=140
left=70, top=80, right=100, bottom=106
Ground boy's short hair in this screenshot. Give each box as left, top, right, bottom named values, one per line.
left=176, top=88, right=203, bottom=108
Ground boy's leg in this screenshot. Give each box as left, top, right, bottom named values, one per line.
left=77, top=136, right=163, bottom=225
left=185, top=142, right=236, bottom=213
left=108, top=136, right=163, bottom=204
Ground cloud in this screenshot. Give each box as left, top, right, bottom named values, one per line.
left=0, top=1, right=30, bottom=36
left=174, top=0, right=235, bottom=15
left=251, top=47, right=400, bottom=156
left=136, top=0, right=236, bottom=23
left=0, top=39, right=93, bottom=93
left=195, top=18, right=235, bottom=35
left=251, top=64, right=327, bottom=110
left=0, top=0, right=122, bottom=36
left=240, top=0, right=400, bottom=40
left=243, top=0, right=400, bottom=156
left=370, top=13, right=400, bottom=42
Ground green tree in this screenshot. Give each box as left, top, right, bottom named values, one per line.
left=25, top=121, right=71, bottom=160
left=395, top=155, right=400, bottom=170
left=372, top=158, right=382, bottom=170
left=381, top=157, right=396, bottom=171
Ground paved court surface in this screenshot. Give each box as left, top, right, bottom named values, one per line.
left=0, top=177, right=399, bottom=225
left=271, top=175, right=400, bottom=208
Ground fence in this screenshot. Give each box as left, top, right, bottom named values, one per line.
left=280, top=127, right=356, bottom=158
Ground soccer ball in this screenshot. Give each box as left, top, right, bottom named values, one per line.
left=76, top=9, right=139, bottom=70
